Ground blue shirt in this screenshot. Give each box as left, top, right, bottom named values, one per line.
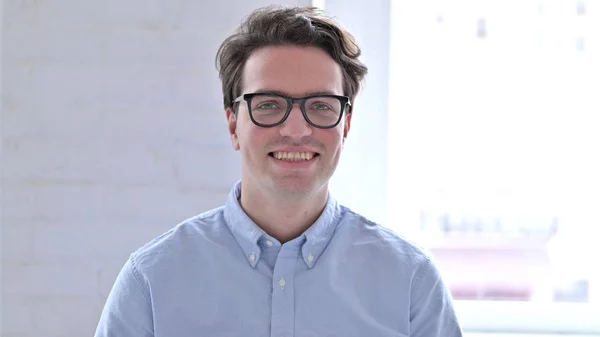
left=94, top=181, right=463, bottom=337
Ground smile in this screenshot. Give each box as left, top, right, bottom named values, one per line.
left=269, top=151, right=318, bottom=161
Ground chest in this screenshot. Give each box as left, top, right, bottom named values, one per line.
left=150, top=256, right=410, bottom=337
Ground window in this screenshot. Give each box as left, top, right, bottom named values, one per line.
left=387, top=0, right=600, bottom=334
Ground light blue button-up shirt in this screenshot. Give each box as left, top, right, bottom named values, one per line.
left=94, top=181, right=463, bottom=337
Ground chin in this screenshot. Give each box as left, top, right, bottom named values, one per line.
left=270, top=176, right=323, bottom=196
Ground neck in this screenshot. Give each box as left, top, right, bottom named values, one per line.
left=239, top=182, right=329, bottom=243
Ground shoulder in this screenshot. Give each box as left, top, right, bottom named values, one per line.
left=336, top=205, right=434, bottom=270
left=337, top=206, right=451, bottom=293
left=336, top=208, right=462, bottom=334
left=128, top=206, right=228, bottom=274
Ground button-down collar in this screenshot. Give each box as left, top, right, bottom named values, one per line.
left=223, top=180, right=342, bottom=269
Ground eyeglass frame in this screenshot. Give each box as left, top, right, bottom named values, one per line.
left=232, top=92, right=352, bottom=129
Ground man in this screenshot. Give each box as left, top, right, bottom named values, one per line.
left=94, top=5, right=463, bottom=337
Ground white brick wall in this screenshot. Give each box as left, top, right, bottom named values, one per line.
left=1, top=1, right=310, bottom=336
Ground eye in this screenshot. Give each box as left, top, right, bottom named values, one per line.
left=256, top=102, right=280, bottom=110
left=311, top=103, right=333, bottom=110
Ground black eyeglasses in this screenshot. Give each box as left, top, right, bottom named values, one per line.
left=233, top=92, right=351, bottom=129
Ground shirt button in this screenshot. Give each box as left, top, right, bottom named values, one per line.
left=249, top=253, right=256, bottom=263
left=307, top=253, right=314, bottom=262
left=266, top=240, right=274, bottom=247
left=279, top=278, right=286, bottom=289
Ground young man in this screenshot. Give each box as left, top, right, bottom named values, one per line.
left=95, top=5, right=463, bottom=337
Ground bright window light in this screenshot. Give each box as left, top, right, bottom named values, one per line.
left=387, top=0, right=600, bottom=334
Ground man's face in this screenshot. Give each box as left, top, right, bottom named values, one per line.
left=227, top=46, right=352, bottom=197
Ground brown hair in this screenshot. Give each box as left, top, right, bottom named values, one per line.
left=215, top=5, right=368, bottom=112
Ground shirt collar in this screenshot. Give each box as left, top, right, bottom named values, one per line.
left=223, top=180, right=343, bottom=269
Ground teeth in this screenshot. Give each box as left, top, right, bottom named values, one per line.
left=273, top=152, right=315, bottom=161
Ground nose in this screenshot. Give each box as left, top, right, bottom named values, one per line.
left=279, top=104, right=312, bottom=138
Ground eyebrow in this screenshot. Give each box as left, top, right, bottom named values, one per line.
left=254, top=89, right=341, bottom=97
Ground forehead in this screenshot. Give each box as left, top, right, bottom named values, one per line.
left=242, top=46, right=344, bottom=97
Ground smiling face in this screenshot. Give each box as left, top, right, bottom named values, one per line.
left=227, top=45, right=352, bottom=198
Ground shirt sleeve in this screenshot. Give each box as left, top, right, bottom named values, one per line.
left=409, top=255, right=463, bottom=337
left=94, top=255, right=154, bottom=337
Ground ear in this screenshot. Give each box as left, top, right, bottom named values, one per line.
left=342, top=112, right=352, bottom=142
left=226, top=108, right=240, bottom=151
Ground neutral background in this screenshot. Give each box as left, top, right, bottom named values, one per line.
left=1, top=0, right=392, bottom=336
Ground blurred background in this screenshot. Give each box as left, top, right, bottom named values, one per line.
left=1, top=0, right=599, bottom=336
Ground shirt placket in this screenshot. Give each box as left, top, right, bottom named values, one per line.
left=270, top=245, right=298, bottom=337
